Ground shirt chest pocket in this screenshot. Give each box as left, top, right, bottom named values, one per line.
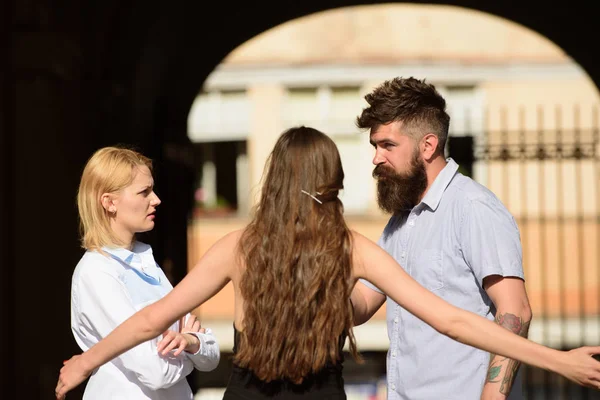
left=411, top=250, right=444, bottom=291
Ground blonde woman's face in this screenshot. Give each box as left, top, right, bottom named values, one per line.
left=110, top=166, right=161, bottom=237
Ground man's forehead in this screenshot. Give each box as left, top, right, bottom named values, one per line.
left=371, top=122, right=406, bottom=139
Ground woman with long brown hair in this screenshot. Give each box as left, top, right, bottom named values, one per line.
left=233, top=127, right=358, bottom=394
left=56, top=127, right=600, bottom=399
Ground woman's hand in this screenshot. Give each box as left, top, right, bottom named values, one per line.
left=157, top=330, right=201, bottom=356
left=557, top=346, right=600, bottom=389
left=55, top=355, right=91, bottom=399
left=183, top=313, right=204, bottom=334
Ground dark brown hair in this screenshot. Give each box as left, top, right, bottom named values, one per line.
left=356, top=77, right=450, bottom=153
left=236, top=126, right=360, bottom=383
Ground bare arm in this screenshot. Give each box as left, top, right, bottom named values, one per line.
left=481, top=276, right=532, bottom=400
left=351, top=282, right=386, bottom=326
left=56, top=230, right=242, bottom=397
left=351, top=230, right=600, bottom=388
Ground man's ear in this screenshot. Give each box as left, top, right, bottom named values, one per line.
left=421, top=133, right=439, bottom=161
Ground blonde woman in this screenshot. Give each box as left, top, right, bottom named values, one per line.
left=69, top=146, right=219, bottom=399
left=57, top=129, right=600, bottom=399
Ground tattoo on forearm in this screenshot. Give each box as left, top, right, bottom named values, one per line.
left=486, top=312, right=531, bottom=394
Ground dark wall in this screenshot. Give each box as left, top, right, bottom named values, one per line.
left=2, top=0, right=599, bottom=398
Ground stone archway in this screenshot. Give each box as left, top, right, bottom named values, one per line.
left=2, top=1, right=597, bottom=397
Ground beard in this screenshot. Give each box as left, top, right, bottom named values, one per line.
left=373, top=152, right=428, bottom=214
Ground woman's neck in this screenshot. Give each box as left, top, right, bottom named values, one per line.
left=110, top=224, right=135, bottom=250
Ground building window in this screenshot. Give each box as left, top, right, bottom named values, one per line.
left=192, top=140, right=248, bottom=217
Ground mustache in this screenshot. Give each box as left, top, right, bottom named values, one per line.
left=372, top=164, right=397, bottom=179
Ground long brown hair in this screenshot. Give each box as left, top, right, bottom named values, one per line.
left=236, top=126, right=360, bottom=383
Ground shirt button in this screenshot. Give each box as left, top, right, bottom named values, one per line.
left=401, top=251, right=406, bottom=258
left=394, top=317, right=399, bottom=324
left=408, top=220, right=415, bottom=226
left=392, top=351, right=396, bottom=357
left=391, top=383, right=396, bottom=391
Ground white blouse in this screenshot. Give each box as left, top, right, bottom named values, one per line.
left=70, top=241, right=220, bottom=400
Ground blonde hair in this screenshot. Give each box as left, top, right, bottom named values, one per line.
left=77, top=146, right=152, bottom=251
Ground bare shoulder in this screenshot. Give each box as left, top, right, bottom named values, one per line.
left=186, top=228, right=247, bottom=282
left=221, top=228, right=245, bottom=245
left=349, top=230, right=378, bottom=253
left=219, top=228, right=248, bottom=280
left=194, top=228, right=245, bottom=268
left=208, top=228, right=245, bottom=251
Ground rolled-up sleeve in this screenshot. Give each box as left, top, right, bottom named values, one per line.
left=459, top=195, right=524, bottom=285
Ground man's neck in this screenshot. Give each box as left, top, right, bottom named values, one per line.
left=418, top=155, right=447, bottom=203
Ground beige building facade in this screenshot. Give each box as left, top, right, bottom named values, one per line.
left=186, top=4, right=600, bottom=351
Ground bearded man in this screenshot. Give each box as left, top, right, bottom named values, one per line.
left=350, top=77, right=532, bottom=400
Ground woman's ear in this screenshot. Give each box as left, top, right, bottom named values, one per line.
left=101, top=193, right=116, bottom=214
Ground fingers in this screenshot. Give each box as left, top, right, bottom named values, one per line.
left=56, top=356, right=79, bottom=398
left=584, top=379, right=600, bottom=391
left=184, top=314, right=198, bottom=331
left=161, top=338, right=179, bottom=356
left=156, top=331, right=167, bottom=353
left=583, top=354, right=600, bottom=390
left=158, top=331, right=185, bottom=356
left=159, top=328, right=205, bottom=357
left=157, top=330, right=175, bottom=353
left=55, top=380, right=62, bottom=398
left=589, top=368, right=600, bottom=385
left=587, top=346, right=600, bottom=356
left=185, top=314, right=203, bottom=333
left=173, top=340, right=187, bottom=357
left=62, top=355, right=79, bottom=365
left=55, top=378, right=67, bottom=399
left=192, top=320, right=201, bottom=332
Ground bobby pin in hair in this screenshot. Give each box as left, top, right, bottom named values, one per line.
left=301, top=190, right=323, bottom=204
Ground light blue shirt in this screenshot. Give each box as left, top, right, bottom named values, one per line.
left=362, top=158, right=524, bottom=400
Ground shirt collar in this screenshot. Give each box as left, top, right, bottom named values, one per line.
left=102, top=242, right=161, bottom=283
left=420, top=158, right=460, bottom=211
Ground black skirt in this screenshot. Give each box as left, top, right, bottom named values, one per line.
left=222, top=325, right=347, bottom=399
